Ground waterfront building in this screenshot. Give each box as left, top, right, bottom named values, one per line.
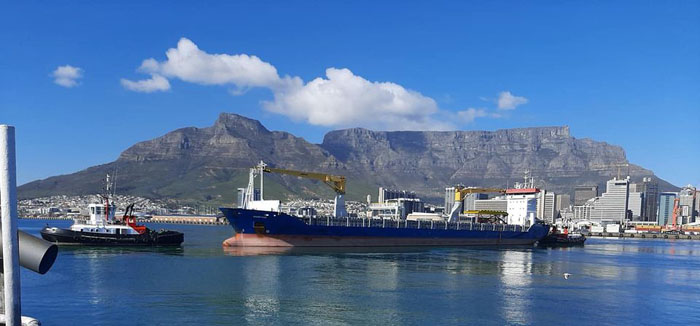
left=573, top=204, right=592, bottom=220
left=575, top=185, right=598, bottom=206
left=585, top=177, right=630, bottom=223
left=657, top=192, right=677, bottom=226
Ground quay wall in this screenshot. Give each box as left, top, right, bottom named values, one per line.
left=589, top=233, right=700, bottom=240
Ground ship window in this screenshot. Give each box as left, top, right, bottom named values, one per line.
left=91, top=207, right=95, bottom=214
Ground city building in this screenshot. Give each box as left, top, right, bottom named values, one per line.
left=379, top=187, right=417, bottom=203
left=542, top=191, right=557, bottom=224
left=370, top=188, right=424, bottom=220
left=576, top=177, right=630, bottom=223
left=628, top=191, right=644, bottom=220
left=679, top=186, right=698, bottom=224
left=556, top=194, right=571, bottom=212
left=637, top=178, right=659, bottom=222
left=657, top=192, right=677, bottom=226
left=574, top=185, right=598, bottom=206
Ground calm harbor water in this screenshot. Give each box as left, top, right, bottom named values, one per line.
left=19, top=219, right=700, bottom=325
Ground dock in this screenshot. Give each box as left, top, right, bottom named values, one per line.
left=147, top=215, right=227, bottom=225
left=589, top=232, right=700, bottom=240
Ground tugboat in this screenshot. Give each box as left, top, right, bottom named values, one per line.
left=538, top=226, right=586, bottom=247
left=40, top=175, right=184, bottom=246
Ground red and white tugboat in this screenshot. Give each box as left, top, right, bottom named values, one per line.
left=41, top=175, right=183, bottom=246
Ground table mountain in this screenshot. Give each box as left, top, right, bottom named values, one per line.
left=18, top=112, right=676, bottom=204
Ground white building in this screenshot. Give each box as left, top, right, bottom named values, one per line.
left=578, top=177, right=630, bottom=223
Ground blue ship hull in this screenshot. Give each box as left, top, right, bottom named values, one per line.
left=220, top=208, right=550, bottom=247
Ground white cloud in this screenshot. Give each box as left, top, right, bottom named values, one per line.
left=263, top=68, right=451, bottom=130
left=456, top=108, right=488, bottom=123
left=497, top=91, right=528, bottom=110
left=130, top=38, right=284, bottom=89
left=52, top=65, right=83, bottom=87
left=123, top=38, right=516, bottom=130
left=120, top=74, right=170, bottom=93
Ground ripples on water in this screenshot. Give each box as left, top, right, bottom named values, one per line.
left=19, top=220, right=700, bottom=325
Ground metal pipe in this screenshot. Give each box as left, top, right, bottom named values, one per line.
left=0, top=231, right=57, bottom=275
left=0, top=125, right=20, bottom=326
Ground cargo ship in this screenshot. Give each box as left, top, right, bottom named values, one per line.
left=220, top=162, right=550, bottom=247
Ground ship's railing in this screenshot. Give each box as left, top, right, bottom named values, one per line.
left=304, top=216, right=524, bottom=232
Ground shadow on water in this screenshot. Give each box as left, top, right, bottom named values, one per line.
left=222, top=244, right=538, bottom=257
left=56, top=244, right=185, bottom=257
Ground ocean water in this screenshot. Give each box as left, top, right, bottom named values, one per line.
left=18, top=219, right=700, bottom=325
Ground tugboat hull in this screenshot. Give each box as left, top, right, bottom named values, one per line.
left=40, top=227, right=184, bottom=246
left=537, top=234, right=586, bottom=247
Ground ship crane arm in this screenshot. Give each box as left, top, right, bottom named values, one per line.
left=254, top=163, right=348, bottom=218
left=262, top=167, right=346, bottom=195
left=448, top=187, right=507, bottom=223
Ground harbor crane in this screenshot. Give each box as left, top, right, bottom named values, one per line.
left=243, top=161, right=348, bottom=217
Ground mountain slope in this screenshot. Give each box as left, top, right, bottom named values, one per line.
left=18, top=113, right=677, bottom=204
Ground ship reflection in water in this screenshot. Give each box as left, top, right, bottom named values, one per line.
left=19, top=220, right=700, bottom=325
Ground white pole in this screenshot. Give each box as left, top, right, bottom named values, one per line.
left=0, top=125, right=21, bottom=326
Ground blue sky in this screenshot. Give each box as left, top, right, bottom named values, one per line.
left=1, top=1, right=698, bottom=187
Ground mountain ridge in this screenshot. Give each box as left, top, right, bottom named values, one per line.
left=18, top=112, right=677, bottom=204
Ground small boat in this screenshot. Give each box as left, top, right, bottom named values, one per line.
left=41, top=175, right=183, bottom=246
left=538, top=227, right=586, bottom=247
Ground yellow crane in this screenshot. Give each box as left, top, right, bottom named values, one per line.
left=447, top=187, right=507, bottom=222
left=262, top=166, right=346, bottom=195
left=454, top=187, right=506, bottom=202
left=252, top=162, right=348, bottom=217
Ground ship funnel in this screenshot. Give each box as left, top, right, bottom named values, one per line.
left=0, top=231, right=58, bottom=274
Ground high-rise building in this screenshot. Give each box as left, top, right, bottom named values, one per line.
left=587, top=178, right=629, bottom=222
left=542, top=192, right=557, bottom=223
left=556, top=194, right=571, bottom=212
left=379, top=187, right=417, bottom=203
left=575, top=185, right=598, bottom=206
left=658, top=192, right=677, bottom=226
left=628, top=191, right=644, bottom=220
left=679, top=186, right=698, bottom=224
left=639, top=178, right=659, bottom=222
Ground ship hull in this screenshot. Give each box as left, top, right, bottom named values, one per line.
left=40, top=227, right=184, bottom=246
left=220, top=208, right=550, bottom=248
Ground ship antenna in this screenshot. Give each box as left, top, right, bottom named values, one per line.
left=112, top=166, right=118, bottom=198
